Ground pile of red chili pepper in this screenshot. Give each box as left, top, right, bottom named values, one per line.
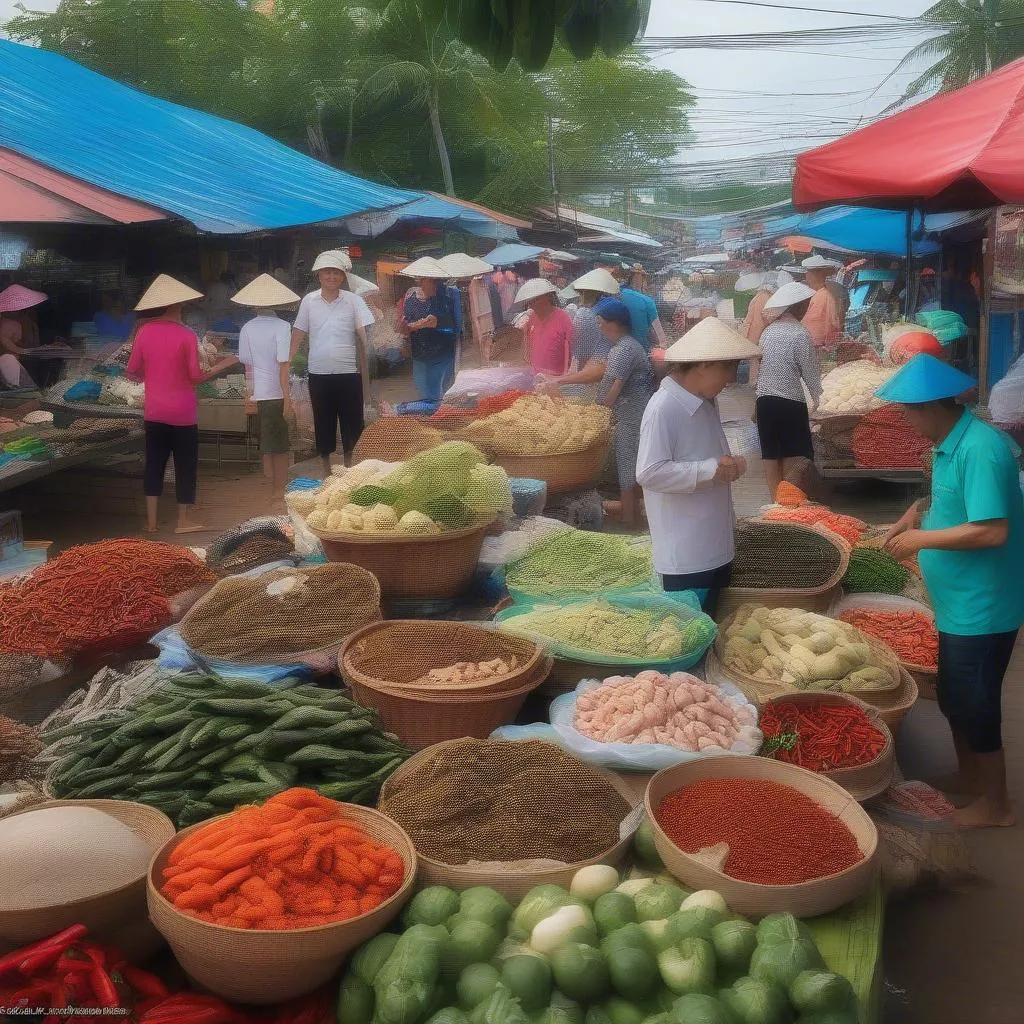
left=428, top=389, right=533, bottom=426
left=0, top=925, right=334, bottom=1023
left=760, top=698, right=887, bottom=772
left=838, top=607, right=938, bottom=669
left=0, top=539, right=216, bottom=660
left=656, top=778, right=865, bottom=885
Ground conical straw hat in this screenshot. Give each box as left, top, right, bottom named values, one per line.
left=231, top=273, right=301, bottom=307
left=0, top=284, right=47, bottom=313
left=515, top=278, right=558, bottom=304
left=438, top=253, right=493, bottom=278
left=346, top=272, right=380, bottom=296
left=663, top=317, right=761, bottom=363
left=401, top=256, right=450, bottom=279
left=572, top=268, right=620, bottom=295
left=135, top=274, right=203, bottom=312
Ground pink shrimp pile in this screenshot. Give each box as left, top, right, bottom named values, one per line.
left=573, top=670, right=755, bottom=752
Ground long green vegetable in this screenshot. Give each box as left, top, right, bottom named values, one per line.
left=37, top=674, right=411, bottom=827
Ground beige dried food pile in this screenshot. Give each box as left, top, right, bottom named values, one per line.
left=461, top=395, right=610, bottom=455
left=412, top=657, right=518, bottom=688
left=1, top=805, right=153, bottom=910
left=378, top=738, right=630, bottom=865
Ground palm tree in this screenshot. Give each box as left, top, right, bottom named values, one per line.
left=884, top=0, right=1024, bottom=111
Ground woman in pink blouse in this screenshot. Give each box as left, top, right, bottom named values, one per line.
left=126, top=275, right=236, bottom=535
left=515, top=279, right=573, bottom=377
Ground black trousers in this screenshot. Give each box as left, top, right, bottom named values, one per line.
left=661, top=562, right=734, bottom=620
left=307, top=372, right=364, bottom=459
left=144, top=421, right=199, bottom=506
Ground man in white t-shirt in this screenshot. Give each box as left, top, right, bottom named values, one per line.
left=233, top=274, right=303, bottom=506
left=290, top=249, right=375, bottom=474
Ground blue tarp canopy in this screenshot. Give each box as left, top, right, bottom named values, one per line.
left=0, top=40, right=419, bottom=234
left=796, top=207, right=985, bottom=257
left=484, top=243, right=546, bottom=266
left=345, top=195, right=518, bottom=241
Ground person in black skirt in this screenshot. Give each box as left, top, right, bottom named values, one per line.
left=756, top=282, right=823, bottom=500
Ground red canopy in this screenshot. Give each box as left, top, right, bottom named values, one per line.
left=793, top=58, right=1024, bottom=213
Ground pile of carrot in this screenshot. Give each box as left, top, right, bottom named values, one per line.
left=160, top=788, right=405, bottom=930
left=838, top=607, right=938, bottom=669
left=760, top=698, right=887, bottom=772
left=763, top=504, right=867, bottom=546
left=0, top=539, right=216, bottom=659
left=773, top=481, right=807, bottom=506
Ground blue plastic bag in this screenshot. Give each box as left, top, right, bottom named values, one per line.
left=151, top=625, right=312, bottom=685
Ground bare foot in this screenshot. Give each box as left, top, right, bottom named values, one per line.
left=174, top=521, right=206, bottom=535
left=953, top=799, right=1016, bottom=829
left=932, top=773, right=981, bottom=796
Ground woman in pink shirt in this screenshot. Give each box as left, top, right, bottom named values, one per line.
left=515, top=278, right=573, bottom=376
left=126, top=275, right=236, bottom=535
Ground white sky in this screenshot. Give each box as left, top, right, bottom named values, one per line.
left=2, top=0, right=937, bottom=172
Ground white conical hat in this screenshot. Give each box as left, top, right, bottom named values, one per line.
left=400, top=256, right=450, bottom=279
left=346, top=272, right=380, bottom=296
left=802, top=254, right=843, bottom=271
left=438, top=253, right=494, bottom=278
left=764, top=281, right=817, bottom=311
left=515, top=278, right=558, bottom=304
left=663, top=317, right=761, bottom=363
left=231, top=273, right=301, bottom=307
left=572, top=268, right=620, bottom=295
left=134, top=274, right=203, bottom=312
left=311, top=249, right=352, bottom=272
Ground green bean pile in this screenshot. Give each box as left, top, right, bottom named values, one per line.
left=39, top=674, right=411, bottom=827
left=731, top=521, right=844, bottom=590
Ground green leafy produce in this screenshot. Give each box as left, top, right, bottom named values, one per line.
left=600, top=924, right=652, bottom=958
left=502, top=956, right=553, bottom=1013
left=419, top=494, right=473, bottom=530
left=606, top=944, right=659, bottom=1003
left=448, top=919, right=503, bottom=974
left=631, top=818, right=663, bottom=871
left=750, top=939, right=825, bottom=991
left=533, top=990, right=585, bottom=1024
left=425, top=1010, right=472, bottom=1024
left=666, top=908, right=725, bottom=945
left=337, top=973, right=374, bottom=1024
left=657, top=937, right=716, bottom=996
left=710, top=920, right=758, bottom=979
left=633, top=884, right=684, bottom=923
left=719, top=976, right=792, bottom=1024
left=593, top=893, right=636, bottom=937
left=756, top=915, right=815, bottom=949
left=842, top=546, right=910, bottom=595
left=551, top=943, right=611, bottom=1004
left=670, top=993, right=735, bottom=1024
left=405, top=886, right=461, bottom=928
left=352, top=932, right=401, bottom=986
left=373, top=923, right=448, bottom=1024
left=460, top=887, right=515, bottom=932
left=511, top=886, right=578, bottom=940
left=350, top=484, right=400, bottom=507
left=788, top=971, right=856, bottom=1016
left=469, top=984, right=531, bottom=1024
left=458, top=965, right=503, bottom=1010
left=793, top=1012, right=858, bottom=1024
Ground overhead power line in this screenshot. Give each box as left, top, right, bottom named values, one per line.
left=685, top=0, right=921, bottom=20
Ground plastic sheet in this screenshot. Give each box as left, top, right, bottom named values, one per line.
left=989, top=352, right=1024, bottom=425
left=150, top=625, right=313, bottom=683
left=444, top=366, right=536, bottom=401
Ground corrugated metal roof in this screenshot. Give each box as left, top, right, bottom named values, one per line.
left=0, top=147, right=168, bottom=225
left=0, top=40, right=419, bottom=234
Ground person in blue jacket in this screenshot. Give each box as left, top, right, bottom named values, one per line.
left=882, top=354, right=1024, bottom=828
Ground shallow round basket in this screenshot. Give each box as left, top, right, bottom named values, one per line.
left=340, top=620, right=547, bottom=696
left=146, top=804, right=417, bottom=1005
left=645, top=755, right=878, bottom=918
left=0, top=799, right=175, bottom=959
left=378, top=739, right=637, bottom=901
left=870, top=667, right=919, bottom=737
left=716, top=524, right=851, bottom=623
left=311, top=520, right=493, bottom=600
left=491, top=432, right=611, bottom=495
left=710, top=609, right=903, bottom=706
left=342, top=654, right=552, bottom=750
left=831, top=593, right=937, bottom=702
left=759, top=691, right=895, bottom=802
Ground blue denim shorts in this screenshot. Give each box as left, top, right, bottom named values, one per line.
left=937, top=630, right=1018, bottom=753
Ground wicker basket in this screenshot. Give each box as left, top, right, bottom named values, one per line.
left=873, top=668, right=919, bottom=736
left=146, top=805, right=417, bottom=1004
left=342, top=654, right=552, bottom=750
left=340, top=620, right=547, bottom=696
left=645, top=755, right=879, bottom=918
left=313, top=520, right=493, bottom=600
left=831, top=593, right=937, bottom=701
left=759, top=692, right=895, bottom=802
left=0, top=799, right=175, bottom=959
left=716, top=525, right=851, bottom=623
left=490, top=431, right=611, bottom=495
left=378, top=739, right=638, bottom=900
left=710, top=609, right=903, bottom=704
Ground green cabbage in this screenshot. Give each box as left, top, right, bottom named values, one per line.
left=404, top=886, right=461, bottom=928
left=710, top=920, right=758, bottom=979
left=755, top=914, right=815, bottom=948
left=789, top=971, right=856, bottom=1016
left=670, top=993, right=735, bottom=1024
left=502, top=956, right=553, bottom=1014
left=337, top=973, right=373, bottom=1024
left=551, top=943, right=611, bottom=1004
left=460, top=887, right=514, bottom=932
left=602, top=997, right=646, bottom=1024
left=666, top=907, right=725, bottom=945
left=425, top=1011, right=472, bottom=1024
left=511, top=886, right=577, bottom=940
left=447, top=919, right=503, bottom=975
left=633, top=884, right=684, bottom=923
left=470, top=984, right=531, bottom=1024
left=594, top=892, right=637, bottom=937
left=606, top=944, right=659, bottom=1002
left=657, top=937, right=716, bottom=996
left=719, top=976, right=792, bottom=1024
left=750, top=938, right=825, bottom=991
left=532, top=990, right=585, bottom=1024
left=458, top=964, right=503, bottom=1009
left=351, top=932, right=401, bottom=986
left=631, top=817, right=663, bottom=871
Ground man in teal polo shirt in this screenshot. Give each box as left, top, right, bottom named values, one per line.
left=611, top=265, right=669, bottom=352
left=882, top=354, right=1024, bottom=828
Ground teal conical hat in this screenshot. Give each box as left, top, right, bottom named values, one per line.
left=875, top=354, right=976, bottom=404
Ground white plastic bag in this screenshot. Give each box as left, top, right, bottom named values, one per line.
left=989, top=352, right=1024, bottom=425
left=445, top=366, right=536, bottom=401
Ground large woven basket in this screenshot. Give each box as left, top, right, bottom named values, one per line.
left=645, top=755, right=878, bottom=918
left=0, top=799, right=175, bottom=959
left=378, top=739, right=637, bottom=900
left=716, top=524, right=851, bottom=623
left=146, top=804, right=417, bottom=1004
left=759, top=691, right=895, bottom=802
left=710, top=609, right=903, bottom=705
left=490, top=431, right=611, bottom=495
left=340, top=620, right=547, bottom=696
left=831, top=593, right=937, bottom=701
left=312, top=520, right=493, bottom=600
left=873, top=668, right=919, bottom=736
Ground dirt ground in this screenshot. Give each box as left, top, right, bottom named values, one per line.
left=5, top=380, right=1024, bottom=1022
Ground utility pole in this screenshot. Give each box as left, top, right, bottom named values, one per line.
left=548, top=115, right=561, bottom=232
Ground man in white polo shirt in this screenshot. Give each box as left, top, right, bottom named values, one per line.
left=291, top=249, right=375, bottom=475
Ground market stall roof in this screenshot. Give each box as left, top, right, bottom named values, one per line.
left=427, top=192, right=531, bottom=230
left=483, top=243, right=547, bottom=266
left=793, top=57, right=1024, bottom=213
left=0, top=147, right=167, bottom=226
left=345, top=194, right=519, bottom=241
left=0, top=40, right=419, bottom=234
